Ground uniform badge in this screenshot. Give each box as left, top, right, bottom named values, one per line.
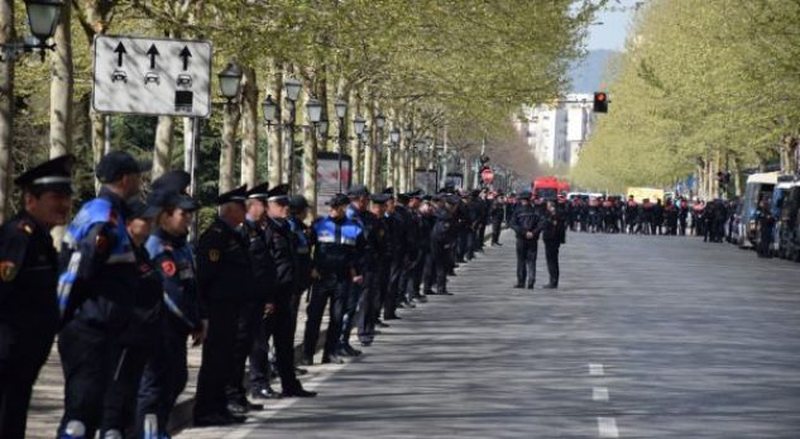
left=18, top=222, right=33, bottom=234
left=95, top=235, right=109, bottom=252
left=161, top=260, right=177, bottom=277
left=0, top=261, right=17, bottom=282
left=209, top=249, right=220, bottom=262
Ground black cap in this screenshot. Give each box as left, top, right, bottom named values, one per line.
left=147, top=188, right=199, bottom=211
left=96, top=150, right=152, bottom=183
left=151, top=170, right=190, bottom=194
left=347, top=185, right=369, bottom=198
left=247, top=182, right=270, bottom=200
left=127, top=198, right=160, bottom=220
left=370, top=193, right=391, bottom=204
left=14, top=154, right=74, bottom=194
left=471, top=189, right=481, bottom=198
left=422, top=194, right=432, bottom=201
left=407, top=189, right=423, bottom=199
left=431, top=194, right=442, bottom=202
left=267, top=184, right=290, bottom=204
left=217, top=185, right=248, bottom=206
left=289, top=195, right=309, bottom=210
left=326, top=193, right=350, bottom=208
left=445, top=195, right=461, bottom=205
left=519, top=190, right=532, bottom=199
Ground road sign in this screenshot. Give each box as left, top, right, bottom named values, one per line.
left=92, top=35, right=212, bottom=118
left=481, top=166, right=494, bottom=185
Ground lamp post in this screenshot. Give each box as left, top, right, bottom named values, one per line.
left=218, top=63, right=243, bottom=103
left=284, top=77, right=301, bottom=192
left=374, top=113, right=386, bottom=188
left=334, top=99, right=347, bottom=192
left=1, top=0, right=63, bottom=62
left=262, top=94, right=277, bottom=128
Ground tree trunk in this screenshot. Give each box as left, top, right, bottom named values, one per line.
left=349, top=91, right=361, bottom=185
left=268, top=61, right=283, bottom=186
left=219, top=103, right=241, bottom=193
left=153, top=116, right=174, bottom=178
left=364, top=101, right=376, bottom=191
left=0, top=0, right=13, bottom=221
left=49, top=0, right=73, bottom=158
left=240, top=65, right=258, bottom=187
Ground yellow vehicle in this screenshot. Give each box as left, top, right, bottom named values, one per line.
left=626, top=187, right=665, bottom=202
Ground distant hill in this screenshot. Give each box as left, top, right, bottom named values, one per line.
left=569, top=50, right=619, bottom=93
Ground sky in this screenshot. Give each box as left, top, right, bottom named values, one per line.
left=586, top=0, right=640, bottom=51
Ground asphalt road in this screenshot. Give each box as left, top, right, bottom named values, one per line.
left=180, top=231, right=800, bottom=438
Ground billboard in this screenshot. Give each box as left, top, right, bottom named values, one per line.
left=316, top=152, right=352, bottom=215
left=445, top=172, right=464, bottom=190
left=414, top=169, right=438, bottom=195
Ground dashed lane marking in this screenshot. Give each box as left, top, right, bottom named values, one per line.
left=592, top=387, right=609, bottom=402
left=597, top=417, right=619, bottom=438
left=589, top=363, right=605, bottom=376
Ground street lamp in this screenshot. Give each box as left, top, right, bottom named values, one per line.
left=2, top=0, right=63, bottom=62
left=262, top=94, right=277, bottom=127
left=375, top=113, right=386, bottom=130
left=306, top=98, right=322, bottom=125
left=218, top=63, right=243, bottom=102
left=404, top=125, right=413, bottom=140
left=334, top=99, right=347, bottom=120
left=318, top=118, right=328, bottom=139
left=333, top=99, right=348, bottom=193
left=390, top=127, right=401, bottom=146
left=354, top=115, right=366, bottom=137
left=284, top=77, right=302, bottom=193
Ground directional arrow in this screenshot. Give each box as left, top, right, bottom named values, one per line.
left=146, top=44, right=160, bottom=69
left=114, top=42, right=127, bottom=67
left=179, top=46, right=192, bottom=71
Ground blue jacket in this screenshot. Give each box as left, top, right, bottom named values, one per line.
left=312, top=215, right=365, bottom=279
left=146, top=228, right=202, bottom=331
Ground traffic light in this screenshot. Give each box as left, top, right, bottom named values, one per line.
left=593, top=92, right=608, bottom=113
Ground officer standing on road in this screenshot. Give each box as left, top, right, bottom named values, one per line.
left=509, top=191, right=542, bottom=289
left=194, top=185, right=252, bottom=426
left=136, top=171, right=203, bottom=436
left=57, top=151, right=150, bottom=438
left=489, top=192, right=505, bottom=246
left=357, top=193, right=390, bottom=346
left=303, top=194, right=365, bottom=365
left=342, top=185, right=370, bottom=355
left=287, top=195, right=313, bottom=377
left=262, top=185, right=316, bottom=397
left=0, top=155, right=73, bottom=439
left=430, top=195, right=459, bottom=295
left=226, top=183, right=272, bottom=413
left=542, top=201, right=562, bottom=289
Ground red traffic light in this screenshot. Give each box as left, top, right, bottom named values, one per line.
left=596, top=92, right=607, bottom=102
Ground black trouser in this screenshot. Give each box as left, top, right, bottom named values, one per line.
left=491, top=220, right=502, bottom=244
left=304, top=276, right=348, bottom=360
left=404, top=250, right=423, bottom=300
left=0, top=323, right=55, bottom=439
left=358, top=266, right=383, bottom=341
left=341, top=280, right=364, bottom=347
left=226, top=299, right=264, bottom=404
left=457, top=229, right=468, bottom=261
left=465, top=229, right=476, bottom=260
left=515, top=239, right=538, bottom=287
left=194, top=300, right=239, bottom=418
left=58, top=319, right=126, bottom=438
left=422, top=248, right=436, bottom=292
left=137, top=315, right=188, bottom=437
left=385, top=254, right=405, bottom=316
left=478, top=223, right=487, bottom=248
left=378, top=260, right=392, bottom=318
left=544, top=239, right=560, bottom=286
left=264, top=293, right=300, bottom=392
left=431, top=243, right=450, bottom=293
left=102, top=342, right=149, bottom=437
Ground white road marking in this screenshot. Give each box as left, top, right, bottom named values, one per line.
left=592, top=387, right=609, bottom=402
left=216, top=361, right=348, bottom=439
left=597, top=417, right=619, bottom=438
left=589, top=363, right=605, bottom=376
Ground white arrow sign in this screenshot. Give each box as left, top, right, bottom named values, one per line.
left=92, top=35, right=212, bottom=118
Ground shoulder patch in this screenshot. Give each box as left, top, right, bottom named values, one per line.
left=0, top=261, right=17, bottom=282
left=17, top=221, right=34, bottom=234
left=161, top=260, right=177, bottom=277
left=208, top=249, right=220, bottom=262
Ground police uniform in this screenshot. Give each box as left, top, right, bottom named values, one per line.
left=57, top=151, right=150, bottom=438
left=136, top=171, right=202, bottom=436
left=193, top=186, right=254, bottom=425
left=0, top=155, right=73, bottom=439
left=227, top=183, right=272, bottom=413
left=509, top=192, right=543, bottom=289
left=303, top=194, right=365, bottom=364
left=430, top=195, right=459, bottom=295
left=490, top=194, right=505, bottom=245
left=405, top=190, right=428, bottom=304
left=357, top=193, right=390, bottom=346
left=341, top=187, right=369, bottom=355
left=261, top=185, right=315, bottom=397
left=542, top=205, right=561, bottom=289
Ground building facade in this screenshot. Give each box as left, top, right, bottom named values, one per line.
left=519, top=93, right=595, bottom=168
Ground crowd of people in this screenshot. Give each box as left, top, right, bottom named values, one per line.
left=0, top=152, right=507, bottom=439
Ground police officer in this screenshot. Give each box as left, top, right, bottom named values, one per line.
left=489, top=192, right=505, bottom=246
left=303, top=194, right=365, bottom=364
left=542, top=201, right=562, bottom=289
left=194, top=185, right=252, bottom=426
left=226, top=183, right=272, bottom=413
left=385, top=188, right=411, bottom=315
left=57, top=151, right=150, bottom=438
left=357, top=193, right=390, bottom=346
left=430, top=195, right=459, bottom=295
left=137, top=171, right=204, bottom=435
left=262, top=185, right=316, bottom=397
left=404, top=190, right=426, bottom=305
left=509, top=191, right=542, bottom=289
left=0, top=155, right=73, bottom=439
left=287, top=195, right=313, bottom=375
left=342, top=185, right=369, bottom=355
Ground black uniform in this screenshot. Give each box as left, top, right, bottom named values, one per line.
left=489, top=198, right=505, bottom=245
left=194, top=214, right=255, bottom=421
left=357, top=206, right=388, bottom=345
left=510, top=201, right=543, bottom=288
left=431, top=203, right=457, bottom=295
left=542, top=208, right=561, bottom=288
left=387, top=201, right=412, bottom=313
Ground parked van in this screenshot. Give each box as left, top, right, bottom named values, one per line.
left=777, top=178, right=800, bottom=260
left=737, top=172, right=779, bottom=248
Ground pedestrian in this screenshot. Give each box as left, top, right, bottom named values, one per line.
left=56, top=151, right=150, bottom=438
left=357, top=193, right=390, bottom=346
left=136, top=170, right=204, bottom=435
left=489, top=192, right=505, bottom=245
left=509, top=191, right=542, bottom=289
left=0, top=155, right=73, bottom=439
left=303, top=194, right=365, bottom=365
left=542, top=201, right=562, bottom=289
left=342, top=186, right=370, bottom=355
left=193, top=185, right=252, bottom=426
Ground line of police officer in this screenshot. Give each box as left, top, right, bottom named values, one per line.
left=0, top=152, right=501, bottom=439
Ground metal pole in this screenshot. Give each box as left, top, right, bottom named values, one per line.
left=287, top=103, right=296, bottom=194
left=338, top=115, right=344, bottom=193
left=104, top=114, right=111, bottom=154
left=188, top=117, right=201, bottom=241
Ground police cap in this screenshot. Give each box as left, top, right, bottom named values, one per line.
left=370, top=193, right=391, bottom=204
left=96, top=150, right=152, bottom=183
left=266, top=183, right=290, bottom=205
left=326, top=193, right=350, bottom=208
left=247, top=182, right=270, bottom=201
left=151, top=170, right=191, bottom=194
left=14, top=154, right=74, bottom=194
left=217, top=185, right=248, bottom=206
left=519, top=190, right=532, bottom=199
left=127, top=198, right=160, bottom=220
left=347, top=185, right=370, bottom=198
left=289, top=195, right=309, bottom=210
